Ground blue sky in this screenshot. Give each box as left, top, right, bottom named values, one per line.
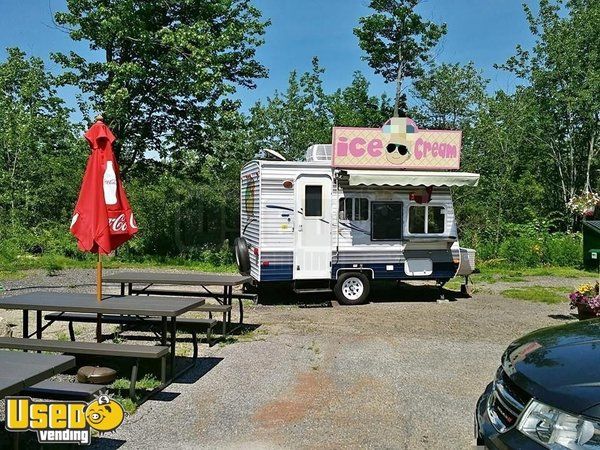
left=0, top=0, right=536, bottom=116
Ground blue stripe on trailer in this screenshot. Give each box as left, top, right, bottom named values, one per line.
left=332, top=262, right=458, bottom=279
left=259, top=262, right=459, bottom=282
left=260, top=264, right=293, bottom=281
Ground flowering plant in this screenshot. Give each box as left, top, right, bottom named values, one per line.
left=567, top=192, right=600, bottom=216
left=568, top=283, right=600, bottom=317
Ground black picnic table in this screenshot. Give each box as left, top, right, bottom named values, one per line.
left=0, top=350, right=75, bottom=398
left=0, top=291, right=204, bottom=378
left=103, top=272, right=252, bottom=323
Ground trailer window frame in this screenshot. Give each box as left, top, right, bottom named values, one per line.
left=339, top=197, right=369, bottom=221
left=304, top=184, right=324, bottom=217
left=408, top=204, right=446, bottom=235
left=370, top=201, right=404, bottom=241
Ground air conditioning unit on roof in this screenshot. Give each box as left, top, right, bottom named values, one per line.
left=305, top=144, right=332, bottom=162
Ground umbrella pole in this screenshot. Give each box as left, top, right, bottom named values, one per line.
left=96, top=253, right=103, bottom=302
left=96, top=253, right=102, bottom=342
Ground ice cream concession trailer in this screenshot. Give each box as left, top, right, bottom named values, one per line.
left=234, top=117, right=479, bottom=304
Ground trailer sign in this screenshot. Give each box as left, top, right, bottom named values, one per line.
left=331, top=117, right=462, bottom=170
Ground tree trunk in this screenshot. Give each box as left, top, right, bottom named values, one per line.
left=584, top=128, right=597, bottom=192
left=394, top=44, right=404, bottom=117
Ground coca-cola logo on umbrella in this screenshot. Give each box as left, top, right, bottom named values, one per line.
left=107, top=212, right=138, bottom=235
left=108, top=213, right=127, bottom=234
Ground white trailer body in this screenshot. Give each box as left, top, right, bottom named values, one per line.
left=240, top=153, right=479, bottom=290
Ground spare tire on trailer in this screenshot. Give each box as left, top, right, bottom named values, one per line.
left=234, top=237, right=251, bottom=276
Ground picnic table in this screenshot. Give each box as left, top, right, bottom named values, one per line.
left=103, top=272, right=252, bottom=325
left=0, top=350, right=75, bottom=398
left=0, top=291, right=204, bottom=379
left=1, top=351, right=76, bottom=449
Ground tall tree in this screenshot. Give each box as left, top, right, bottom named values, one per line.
left=328, top=72, right=394, bottom=128
left=409, top=62, right=487, bottom=129
left=0, top=48, right=84, bottom=229
left=248, top=58, right=331, bottom=160
left=354, top=0, right=446, bottom=117
left=52, top=0, right=269, bottom=175
left=455, top=90, right=551, bottom=247
left=249, top=61, right=394, bottom=160
left=500, top=0, right=600, bottom=207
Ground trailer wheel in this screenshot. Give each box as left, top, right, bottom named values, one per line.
left=334, top=272, right=370, bottom=305
left=234, top=237, right=251, bottom=276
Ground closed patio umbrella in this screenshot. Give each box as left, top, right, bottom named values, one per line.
left=70, top=116, right=138, bottom=304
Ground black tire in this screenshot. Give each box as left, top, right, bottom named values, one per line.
left=234, top=237, right=250, bottom=276
left=334, top=272, right=370, bottom=305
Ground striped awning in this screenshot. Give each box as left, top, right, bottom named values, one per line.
left=345, top=170, right=480, bottom=187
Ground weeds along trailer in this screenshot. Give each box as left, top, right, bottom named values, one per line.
left=234, top=117, right=479, bottom=304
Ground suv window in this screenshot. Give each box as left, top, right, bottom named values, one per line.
left=409, top=205, right=445, bottom=234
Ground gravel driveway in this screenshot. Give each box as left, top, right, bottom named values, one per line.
left=0, top=269, right=591, bottom=449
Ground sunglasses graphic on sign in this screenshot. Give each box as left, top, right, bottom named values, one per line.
left=382, top=118, right=417, bottom=165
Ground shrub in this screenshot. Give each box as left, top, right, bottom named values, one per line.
left=477, top=231, right=583, bottom=268
left=497, top=236, right=543, bottom=267
left=544, top=233, right=582, bottom=267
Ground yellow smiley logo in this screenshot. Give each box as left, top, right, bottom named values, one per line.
left=85, top=395, right=125, bottom=432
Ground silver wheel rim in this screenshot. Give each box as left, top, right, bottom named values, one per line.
left=342, top=277, right=364, bottom=301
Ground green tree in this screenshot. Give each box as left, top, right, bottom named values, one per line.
left=0, top=48, right=84, bottom=229
left=500, top=0, right=600, bottom=208
left=455, top=90, right=550, bottom=249
left=53, top=0, right=269, bottom=175
left=249, top=61, right=394, bottom=161
left=328, top=72, right=394, bottom=128
left=354, top=0, right=446, bottom=117
left=248, top=58, right=331, bottom=160
left=409, top=62, right=488, bottom=129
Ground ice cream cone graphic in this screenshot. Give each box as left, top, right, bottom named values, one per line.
left=382, top=117, right=418, bottom=165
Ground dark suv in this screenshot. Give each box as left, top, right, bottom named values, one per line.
left=475, top=319, right=600, bottom=449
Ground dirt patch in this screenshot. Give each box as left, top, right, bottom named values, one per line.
left=253, top=371, right=333, bottom=428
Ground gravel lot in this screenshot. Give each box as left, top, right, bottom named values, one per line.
left=0, top=269, right=592, bottom=449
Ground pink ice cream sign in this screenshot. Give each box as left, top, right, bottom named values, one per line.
left=331, top=117, right=462, bottom=170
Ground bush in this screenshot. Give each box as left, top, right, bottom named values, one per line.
left=477, top=230, right=582, bottom=268
left=497, top=236, right=543, bottom=267
left=544, top=233, right=582, bottom=267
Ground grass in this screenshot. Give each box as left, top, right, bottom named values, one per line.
left=111, top=374, right=161, bottom=392
left=445, top=265, right=597, bottom=287
left=501, top=286, right=571, bottom=304
left=477, top=263, right=594, bottom=280
left=0, top=253, right=237, bottom=282
left=105, top=375, right=163, bottom=415
left=111, top=395, right=137, bottom=415
left=56, top=331, right=69, bottom=342
left=218, top=328, right=269, bottom=347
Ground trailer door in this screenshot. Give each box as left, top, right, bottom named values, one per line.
left=294, top=175, right=332, bottom=280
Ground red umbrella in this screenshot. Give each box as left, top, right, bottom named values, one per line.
left=70, top=116, right=138, bottom=302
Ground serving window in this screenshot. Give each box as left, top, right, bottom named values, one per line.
left=408, top=205, right=445, bottom=234
left=371, top=202, right=403, bottom=240
left=339, top=197, right=369, bottom=221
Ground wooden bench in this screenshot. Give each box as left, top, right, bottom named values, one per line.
left=45, top=312, right=216, bottom=346
left=131, top=288, right=256, bottom=329
left=21, top=380, right=106, bottom=400
left=195, top=304, right=232, bottom=336
left=0, top=337, right=169, bottom=400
